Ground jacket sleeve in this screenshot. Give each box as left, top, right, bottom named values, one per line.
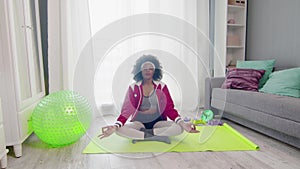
left=162, top=85, right=182, bottom=123
left=116, top=86, right=137, bottom=127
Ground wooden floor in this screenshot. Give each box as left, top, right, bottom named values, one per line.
left=5, top=117, right=300, bottom=169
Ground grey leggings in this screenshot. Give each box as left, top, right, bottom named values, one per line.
left=116, top=121, right=183, bottom=140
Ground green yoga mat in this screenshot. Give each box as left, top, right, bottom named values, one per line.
left=83, top=123, right=259, bottom=154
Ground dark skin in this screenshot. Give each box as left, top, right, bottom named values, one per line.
left=98, top=62, right=199, bottom=139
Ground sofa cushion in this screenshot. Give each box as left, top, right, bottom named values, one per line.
left=212, top=88, right=300, bottom=123
left=259, top=67, right=300, bottom=98
left=221, top=68, right=265, bottom=91
left=237, top=59, right=275, bottom=88
left=222, top=107, right=300, bottom=141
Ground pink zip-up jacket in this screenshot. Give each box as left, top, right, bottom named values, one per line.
left=115, top=81, right=182, bottom=127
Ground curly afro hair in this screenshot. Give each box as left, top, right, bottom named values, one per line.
left=132, top=55, right=163, bottom=82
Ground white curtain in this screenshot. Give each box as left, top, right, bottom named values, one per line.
left=48, top=0, right=210, bottom=116
left=146, top=0, right=210, bottom=113
left=48, top=0, right=92, bottom=92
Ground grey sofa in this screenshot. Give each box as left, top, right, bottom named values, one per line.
left=205, top=77, right=300, bottom=149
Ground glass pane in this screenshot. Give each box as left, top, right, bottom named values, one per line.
left=29, top=0, right=42, bottom=93
left=13, top=0, right=32, bottom=100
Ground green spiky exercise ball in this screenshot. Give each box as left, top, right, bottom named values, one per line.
left=32, top=90, right=92, bottom=147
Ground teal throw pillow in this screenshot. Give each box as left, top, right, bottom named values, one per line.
left=259, top=67, right=300, bottom=98
left=237, top=59, right=275, bottom=88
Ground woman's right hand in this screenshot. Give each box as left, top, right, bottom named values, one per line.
left=178, top=121, right=200, bottom=133
left=98, top=125, right=117, bottom=139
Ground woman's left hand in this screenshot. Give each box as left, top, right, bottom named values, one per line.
left=179, top=121, right=200, bottom=133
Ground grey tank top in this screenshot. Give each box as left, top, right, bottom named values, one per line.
left=134, top=90, right=161, bottom=124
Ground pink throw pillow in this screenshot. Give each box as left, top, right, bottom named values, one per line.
left=221, top=68, right=265, bottom=91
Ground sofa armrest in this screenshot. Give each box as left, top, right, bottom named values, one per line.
left=204, top=77, right=225, bottom=110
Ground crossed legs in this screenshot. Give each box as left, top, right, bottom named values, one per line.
left=115, top=121, right=183, bottom=143
left=152, top=121, right=183, bottom=136
left=115, top=121, right=145, bottom=139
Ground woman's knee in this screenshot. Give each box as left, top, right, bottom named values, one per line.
left=153, top=121, right=184, bottom=136
left=130, top=121, right=145, bottom=129
left=153, top=120, right=174, bottom=128
left=122, top=121, right=144, bottom=129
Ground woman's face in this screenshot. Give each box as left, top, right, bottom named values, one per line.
left=141, top=62, right=155, bottom=80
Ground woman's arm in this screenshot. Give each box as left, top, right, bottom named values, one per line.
left=162, top=85, right=199, bottom=133
left=99, top=86, right=139, bottom=139
left=116, top=86, right=139, bottom=127
left=161, top=84, right=181, bottom=122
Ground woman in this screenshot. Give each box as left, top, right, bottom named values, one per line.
left=99, top=55, right=199, bottom=144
